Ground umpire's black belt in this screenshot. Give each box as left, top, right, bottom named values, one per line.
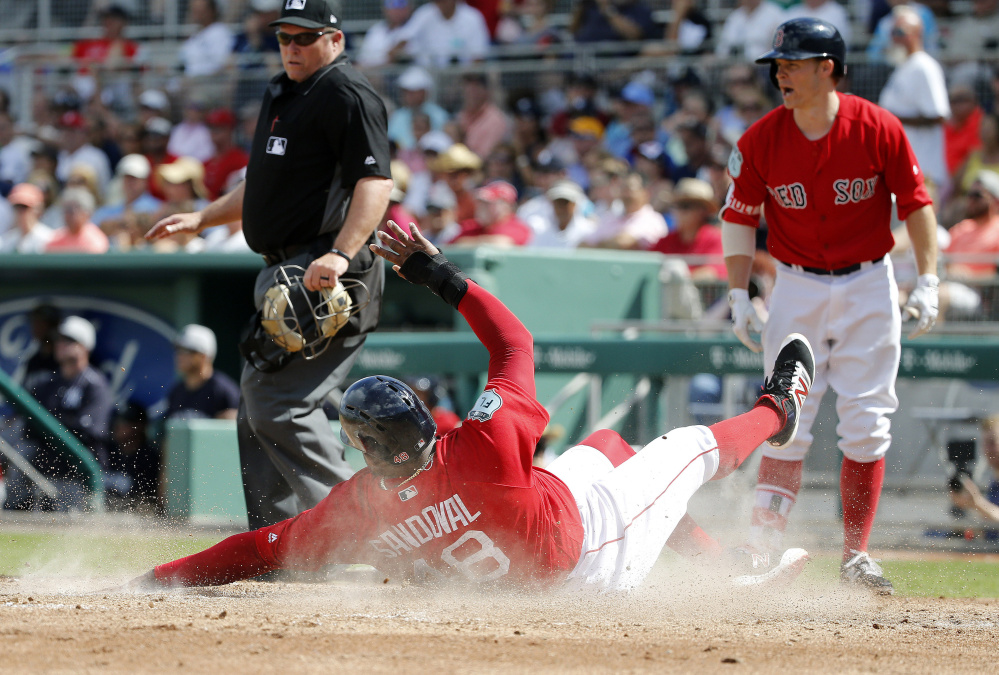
left=261, top=232, right=334, bottom=267
left=784, top=256, right=885, bottom=276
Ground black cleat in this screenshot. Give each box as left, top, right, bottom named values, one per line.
left=756, top=333, right=815, bottom=450
left=840, top=550, right=895, bottom=595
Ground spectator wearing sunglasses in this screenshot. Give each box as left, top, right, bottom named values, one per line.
left=145, top=0, right=392, bottom=531
left=937, top=170, right=999, bottom=320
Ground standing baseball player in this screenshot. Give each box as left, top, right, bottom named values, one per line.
left=129, top=221, right=815, bottom=593
left=146, top=0, right=393, bottom=529
left=722, top=17, right=939, bottom=594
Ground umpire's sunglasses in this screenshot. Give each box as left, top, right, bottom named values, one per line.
left=275, top=30, right=331, bottom=47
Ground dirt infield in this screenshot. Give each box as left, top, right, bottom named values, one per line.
left=3, top=565, right=998, bottom=675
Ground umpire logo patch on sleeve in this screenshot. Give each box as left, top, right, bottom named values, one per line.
left=266, top=137, right=287, bottom=155
left=467, top=389, right=502, bottom=422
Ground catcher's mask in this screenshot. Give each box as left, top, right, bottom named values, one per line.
left=339, top=375, right=437, bottom=467
left=260, top=264, right=369, bottom=361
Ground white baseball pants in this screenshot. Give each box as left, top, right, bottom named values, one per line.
left=762, top=258, right=901, bottom=463
left=547, top=426, right=720, bottom=592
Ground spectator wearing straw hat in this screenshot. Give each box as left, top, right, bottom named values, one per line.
left=648, top=178, right=726, bottom=280
left=428, top=142, right=483, bottom=222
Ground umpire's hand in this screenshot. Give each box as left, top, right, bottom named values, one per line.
left=146, top=211, right=203, bottom=240
left=728, top=288, right=765, bottom=352
left=371, top=221, right=439, bottom=278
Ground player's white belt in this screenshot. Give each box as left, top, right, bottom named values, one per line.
left=782, top=256, right=885, bottom=277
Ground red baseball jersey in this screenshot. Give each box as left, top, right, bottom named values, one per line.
left=252, top=284, right=583, bottom=587
left=721, top=92, right=932, bottom=269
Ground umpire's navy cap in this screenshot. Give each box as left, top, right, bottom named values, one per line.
left=269, top=0, right=343, bottom=29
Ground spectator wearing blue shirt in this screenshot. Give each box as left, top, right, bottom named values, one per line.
left=387, top=66, right=450, bottom=151
left=165, top=325, right=239, bottom=421
left=4, top=316, right=113, bottom=511
left=570, top=0, right=658, bottom=44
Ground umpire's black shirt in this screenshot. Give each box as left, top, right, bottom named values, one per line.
left=241, top=52, right=391, bottom=254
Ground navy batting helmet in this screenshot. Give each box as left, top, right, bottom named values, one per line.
left=339, top=376, right=437, bottom=467
left=755, top=18, right=847, bottom=89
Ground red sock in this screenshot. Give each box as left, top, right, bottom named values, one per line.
left=749, top=457, right=803, bottom=551
left=666, top=513, right=723, bottom=559
left=708, top=405, right=782, bottom=479
left=840, top=457, right=885, bottom=560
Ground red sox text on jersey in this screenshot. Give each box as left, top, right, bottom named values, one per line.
left=721, top=92, right=931, bottom=269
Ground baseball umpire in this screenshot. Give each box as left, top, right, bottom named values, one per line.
left=129, top=221, right=815, bottom=593
left=721, top=18, right=940, bottom=594
left=146, top=0, right=393, bottom=529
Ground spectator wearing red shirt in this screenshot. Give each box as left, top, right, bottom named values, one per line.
left=71, top=5, right=140, bottom=68
left=648, top=178, right=726, bottom=280
left=427, top=143, right=483, bottom=223
left=944, top=83, right=983, bottom=179
left=202, top=108, right=249, bottom=200
left=448, top=180, right=532, bottom=246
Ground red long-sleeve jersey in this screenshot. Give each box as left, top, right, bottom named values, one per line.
left=156, top=281, right=584, bottom=588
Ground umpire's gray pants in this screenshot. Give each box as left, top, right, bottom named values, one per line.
left=238, top=335, right=363, bottom=529
left=238, top=253, right=368, bottom=530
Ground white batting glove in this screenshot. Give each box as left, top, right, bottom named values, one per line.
left=903, top=273, right=939, bottom=339
left=728, top=288, right=765, bottom=353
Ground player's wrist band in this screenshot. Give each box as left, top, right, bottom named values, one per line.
left=399, top=251, right=469, bottom=308
left=330, top=248, right=352, bottom=263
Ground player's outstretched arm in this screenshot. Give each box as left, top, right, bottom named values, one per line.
left=125, top=530, right=277, bottom=590
left=372, top=221, right=536, bottom=395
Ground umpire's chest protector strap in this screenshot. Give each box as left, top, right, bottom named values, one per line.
left=399, top=251, right=469, bottom=308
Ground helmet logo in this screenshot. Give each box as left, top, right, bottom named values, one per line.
left=393, top=451, right=410, bottom=464
left=774, top=28, right=784, bottom=48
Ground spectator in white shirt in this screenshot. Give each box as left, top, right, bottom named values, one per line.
left=356, top=0, right=415, bottom=67
left=784, top=0, right=851, bottom=48
left=0, top=183, right=54, bottom=253
left=180, top=0, right=235, bottom=78
left=0, top=111, right=32, bottom=188
left=878, top=5, right=950, bottom=193
left=582, top=170, right=668, bottom=250
left=526, top=180, right=596, bottom=249
left=168, top=99, right=216, bottom=163
left=715, top=0, right=786, bottom=61
left=398, top=0, right=490, bottom=68
left=55, top=111, right=112, bottom=199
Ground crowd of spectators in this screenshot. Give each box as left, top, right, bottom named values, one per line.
left=0, top=308, right=240, bottom=513
left=1, top=3, right=997, bottom=276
